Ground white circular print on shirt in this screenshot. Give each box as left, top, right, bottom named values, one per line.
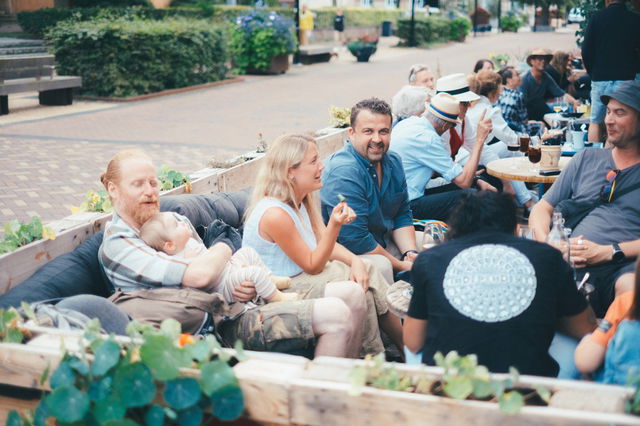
left=443, top=244, right=537, bottom=323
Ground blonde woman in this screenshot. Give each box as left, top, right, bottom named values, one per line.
left=243, top=134, right=404, bottom=357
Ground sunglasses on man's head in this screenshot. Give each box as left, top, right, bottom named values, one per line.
left=600, top=169, right=620, bottom=203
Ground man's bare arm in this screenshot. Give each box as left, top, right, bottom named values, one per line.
left=528, top=199, right=554, bottom=242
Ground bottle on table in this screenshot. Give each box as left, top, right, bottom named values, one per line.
left=546, top=211, right=570, bottom=263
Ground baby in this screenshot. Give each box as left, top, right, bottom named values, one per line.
left=140, top=212, right=297, bottom=303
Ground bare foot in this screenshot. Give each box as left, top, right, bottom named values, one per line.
left=268, top=291, right=299, bottom=302
left=271, top=275, right=292, bottom=290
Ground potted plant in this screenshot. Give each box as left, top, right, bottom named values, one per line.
left=231, top=9, right=297, bottom=75
left=449, top=17, right=471, bottom=42
left=500, top=14, right=522, bottom=32
left=347, top=34, right=378, bottom=63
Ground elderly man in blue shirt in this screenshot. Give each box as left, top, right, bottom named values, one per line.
left=390, top=88, right=493, bottom=221
left=320, top=98, right=419, bottom=274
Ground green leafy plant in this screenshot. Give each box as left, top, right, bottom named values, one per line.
left=449, top=17, right=471, bottom=41
left=347, top=35, right=378, bottom=62
left=489, top=52, right=511, bottom=70
left=9, top=318, right=245, bottom=424
left=350, top=351, right=551, bottom=415
left=158, top=166, right=192, bottom=192
left=0, top=306, right=30, bottom=344
left=230, top=9, right=296, bottom=74
left=0, top=217, right=55, bottom=255
left=71, top=189, right=112, bottom=214
left=627, top=374, right=640, bottom=415
left=396, top=16, right=452, bottom=46
left=500, top=15, right=522, bottom=32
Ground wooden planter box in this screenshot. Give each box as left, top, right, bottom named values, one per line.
left=1, top=327, right=639, bottom=425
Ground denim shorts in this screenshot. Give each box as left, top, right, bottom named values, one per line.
left=590, top=80, right=626, bottom=123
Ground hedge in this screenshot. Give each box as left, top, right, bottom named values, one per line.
left=46, top=18, right=228, bottom=97
left=396, top=16, right=455, bottom=46
left=311, top=8, right=403, bottom=30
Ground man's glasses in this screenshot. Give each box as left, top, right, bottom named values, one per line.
left=600, top=169, right=620, bottom=203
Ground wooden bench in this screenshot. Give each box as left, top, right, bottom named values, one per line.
left=299, top=45, right=334, bottom=65
left=0, top=54, right=82, bottom=115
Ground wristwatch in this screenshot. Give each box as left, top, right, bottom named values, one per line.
left=612, top=243, right=625, bottom=263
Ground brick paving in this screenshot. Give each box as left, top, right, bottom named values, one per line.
left=0, top=28, right=580, bottom=227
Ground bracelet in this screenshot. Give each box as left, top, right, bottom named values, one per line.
left=402, top=250, right=418, bottom=260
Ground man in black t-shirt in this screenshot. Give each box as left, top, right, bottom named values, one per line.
left=333, top=9, right=345, bottom=44
left=404, top=192, right=596, bottom=377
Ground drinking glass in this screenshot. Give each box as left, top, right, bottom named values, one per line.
left=422, top=223, right=444, bottom=250
left=528, top=136, right=542, bottom=172
left=519, top=133, right=530, bottom=155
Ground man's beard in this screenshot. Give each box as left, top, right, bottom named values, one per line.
left=132, top=199, right=160, bottom=226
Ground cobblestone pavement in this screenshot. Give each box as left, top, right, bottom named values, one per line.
left=0, top=28, right=580, bottom=226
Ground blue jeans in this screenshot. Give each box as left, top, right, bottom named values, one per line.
left=410, top=188, right=472, bottom=221
left=590, top=80, right=633, bottom=123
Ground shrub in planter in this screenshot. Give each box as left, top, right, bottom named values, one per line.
left=347, top=35, right=378, bottom=62
left=449, top=17, right=471, bottom=41
left=46, top=18, right=229, bottom=97
left=230, top=9, right=296, bottom=74
left=311, top=8, right=402, bottom=30
left=500, top=15, right=521, bottom=32
left=396, top=16, right=450, bottom=46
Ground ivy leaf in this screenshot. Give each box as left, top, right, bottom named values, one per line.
left=93, top=395, right=126, bottom=423
left=498, top=390, right=524, bottom=415
left=6, top=410, right=22, bottom=426
left=88, top=375, right=113, bottom=402
left=92, top=340, right=121, bottom=376
left=49, top=361, right=76, bottom=389
left=45, top=386, right=90, bottom=423
left=160, top=318, right=181, bottom=341
left=443, top=376, right=473, bottom=400
left=471, top=378, right=493, bottom=399
left=144, top=405, right=165, bottom=426
left=536, top=385, right=552, bottom=404
left=163, top=377, right=201, bottom=411
left=113, top=362, right=156, bottom=408
left=177, top=405, right=203, bottom=426
left=200, top=360, right=238, bottom=396
left=210, top=386, right=244, bottom=421
left=140, top=334, right=189, bottom=381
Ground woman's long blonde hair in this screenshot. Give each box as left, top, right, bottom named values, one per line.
left=245, top=134, right=324, bottom=239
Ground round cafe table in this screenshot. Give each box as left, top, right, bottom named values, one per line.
left=486, top=156, right=571, bottom=197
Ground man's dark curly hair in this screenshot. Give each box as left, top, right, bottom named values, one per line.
left=350, top=98, right=392, bottom=128
left=446, top=191, right=518, bottom=240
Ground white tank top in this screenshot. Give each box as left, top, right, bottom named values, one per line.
left=242, top=197, right=318, bottom=277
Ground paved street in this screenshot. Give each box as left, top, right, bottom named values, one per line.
left=0, top=28, right=581, bottom=226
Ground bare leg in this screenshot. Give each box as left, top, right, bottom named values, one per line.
left=312, top=297, right=354, bottom=358
left=379, top=311, right=404, bottom=357
left=615, top=273, right=635, bottom=297
left=588, top=122, right=601, bottom=143
left=324, top=281, right=366, bottom=357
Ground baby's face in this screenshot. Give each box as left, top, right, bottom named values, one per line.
left=163, top=214, right=192, bottom=253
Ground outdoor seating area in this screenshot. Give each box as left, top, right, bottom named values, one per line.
left=0, top=0, right=639, bottom=423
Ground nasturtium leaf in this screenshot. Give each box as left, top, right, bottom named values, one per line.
left=498, top=391, right=525, bottom=415
left=93, top=396, right=126, bottom=423
left=443, top=376, right=473, bottom=400
left=49, top=361, right=76, bottom=389
left=200, top=360, right=238, bottom=396
left=46, top=386, right=90, bottom=423
left=140, top=334, right=188, bottom=381
left=92, top=340, right=121, bottom=376
left=471, top=378, right=493, bottom=399
left=6, top=410, right=21, bottom=426
left=6, top=327, right=24, bottom=343
left=34, top=399, right=49, bottom=426
left=89, top=375, right=113, bottom=401
left=211, top=386, right=244, bottom=421
left=102, top=419, right=140, bottom=426
left=535, top=385, right=551, bottom=404
left=163, top=377, right=201, bottom=410
left=113, top=362, right=156, bottom=408
left=160, top=318, right=181, bottom=341
left=68, top=357, right=90, bottom=376
left=144, top=404, right=165, bottom=426
left=187, top=339, right=210, bottom=363
left=177, top=405, right=203, bottom=426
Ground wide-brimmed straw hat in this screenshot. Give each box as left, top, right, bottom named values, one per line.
left=436, top=73, right=480, bottom=102
left=526, top=48, right=553, bottom=66
left=427, top=93, right=461, bottom=124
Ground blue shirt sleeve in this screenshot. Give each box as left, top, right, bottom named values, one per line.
left=390, top=156, right=415, bottom=230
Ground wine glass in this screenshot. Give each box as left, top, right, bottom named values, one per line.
left=422, top=223, right=444, bottom=250
left=528, top=136, right=542, bottom=172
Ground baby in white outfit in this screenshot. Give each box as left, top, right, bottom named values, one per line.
left=140, top=212, right=296, bottom=303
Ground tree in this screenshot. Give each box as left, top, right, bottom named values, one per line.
left=512, top=0, right=577, bottom=26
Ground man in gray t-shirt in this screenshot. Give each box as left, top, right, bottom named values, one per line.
left=529, top=80, right=640, bottom=316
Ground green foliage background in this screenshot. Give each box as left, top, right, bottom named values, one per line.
left=46, top=18, right=228, bottom=97
left=396, top=16, right=455, bottom=46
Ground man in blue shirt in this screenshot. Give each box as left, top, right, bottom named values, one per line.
left=320, top=98, right=418, bottom=273
left=391, top=90, right=493, bottom=221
